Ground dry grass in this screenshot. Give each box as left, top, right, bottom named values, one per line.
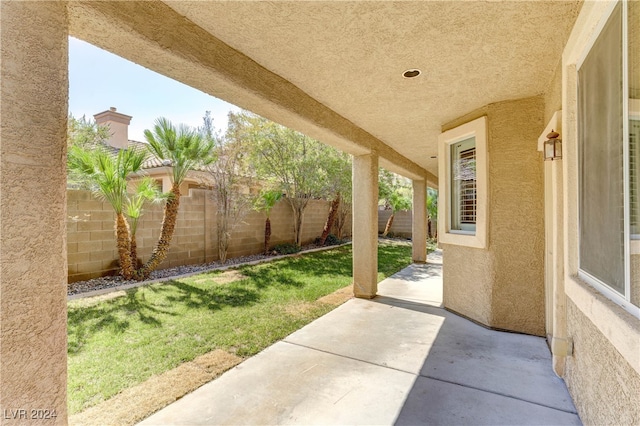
left=194, top=269, right=247, bottom=285
left=316, top=285, right=353, bottom=306
left=69, top=350, right=242, bottom=426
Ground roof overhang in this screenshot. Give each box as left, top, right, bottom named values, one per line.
left=69, top=1, right=583, bottom=187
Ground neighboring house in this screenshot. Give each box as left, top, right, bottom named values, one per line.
left=94, top=107, right=211, bottom=194
left=3, top=1, right=640, bottom=424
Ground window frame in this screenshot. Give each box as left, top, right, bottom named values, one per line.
left=450, top=137, right=477, bottom=234
left=630, top=101, right=640, bottom=244
left=576, top=0, right=640, bottom=318
left=438, top=116, right=488, bottom=249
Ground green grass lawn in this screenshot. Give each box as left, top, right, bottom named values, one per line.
left=67, top=242, right=413, bottom=414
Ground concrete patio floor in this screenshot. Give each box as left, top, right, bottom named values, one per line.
left=140, top=250, right=581, bottom=425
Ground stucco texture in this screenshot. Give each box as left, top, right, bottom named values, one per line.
left=544, top=57, right=564, bottom=126
left=67, top=1, right=584, bottom=184
left=0, top=1, right=69, bottom=422
left=443, top=96, right=546, bottom=336
left=67, top=1, right=431, bottom=183
left=352, top=153, right=379, bottom=298
left=565, top=300, right=640, bottom=425
left=442, top=246, right=494, bottom=326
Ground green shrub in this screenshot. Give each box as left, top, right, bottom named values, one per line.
left=313, top=234, right=343, bottom=246
left=273, top=243, right=301, bottom=255
left=324, top=234, right=341, bottom=246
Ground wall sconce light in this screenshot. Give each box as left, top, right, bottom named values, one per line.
left=544, top=130, right=562, bottom=161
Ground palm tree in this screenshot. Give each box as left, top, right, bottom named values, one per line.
left=138, top=118, right=214, bottom=279
left=382, top=191, right=412, bottom=237
left=125, top=177, right=165, bottom=268
left=378, top=169, right=412, bottom=237
left=68, top=145, right=147, bottom=279
left=254, top=189, right=282, bottom=254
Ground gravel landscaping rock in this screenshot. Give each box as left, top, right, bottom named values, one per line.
left=67, top=243, right=330, bottom=297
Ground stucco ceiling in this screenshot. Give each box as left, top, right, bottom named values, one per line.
left=164, top=1, right=581, bottom=175
left=70, top=1, right=582, bottom=182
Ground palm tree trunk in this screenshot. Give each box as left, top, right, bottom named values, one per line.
left=115, top=213, right=134, bottom=279
left=383, top=212, right=395, bottom=237
left=319, top=192, right=340, bottom=245
left=264, top=217, right=271, bottom=255
left=130, top=233, right=139, bottom=269
left=137, top=183, right=181, bottom=280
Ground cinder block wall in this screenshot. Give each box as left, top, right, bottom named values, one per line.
left=67, top=189, right=352, bottom=282
left=378, top=210, right=413, bottom=237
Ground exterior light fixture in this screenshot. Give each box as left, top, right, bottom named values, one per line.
left=403, top=69, right=421, bottom=78
left=544, top=130, right=562, bottom=161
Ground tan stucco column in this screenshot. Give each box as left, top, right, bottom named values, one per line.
left=550, top=153, right=569, bottom=376
left=412, top=179, right=427, bottom=263
left=352, top=152, right=378, bottom=298
left=1, top=2, right=69, bottom=423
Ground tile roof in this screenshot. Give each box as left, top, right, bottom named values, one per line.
left=106, top=140, right=210, bottom=172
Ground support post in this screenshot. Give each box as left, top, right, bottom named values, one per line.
left=412, top=179, right=427, bottom=263
left=0, top=2, right=69, bottom=422
left=352, top=153, right=379, bottom=298
left=551, top=158, right=568, bottom=376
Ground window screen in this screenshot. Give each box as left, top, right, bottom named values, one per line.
left=578, top=3, right=625, bottom=295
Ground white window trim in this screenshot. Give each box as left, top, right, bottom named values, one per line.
left=630, top=100, right=640, bottom=249
left=562, top=0, right=640, bottom=377
left=575, top=0, right=640, bottom=319
left=438, top=116, right=488, bottom=249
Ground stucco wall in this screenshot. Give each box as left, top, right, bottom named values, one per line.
left=0, top=1, right=69, bottom=421
left=488, top=97, right=545, bottom=334
left=558, top=2, right=640, bottom=424
left=565, top=300, right=640, bottom=425
left=67, top=189, right=351, bottom=282
left=441, top=96, right=546, bottom=336
left=442, top=247, right=494, bottom=325
left=544, top=57, right=563, bottom=125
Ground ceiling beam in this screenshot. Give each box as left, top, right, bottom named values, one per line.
left=69, top=0, right=436, bottom=183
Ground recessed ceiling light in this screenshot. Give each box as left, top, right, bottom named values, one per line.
left=402, top=69, right=421, bottom=78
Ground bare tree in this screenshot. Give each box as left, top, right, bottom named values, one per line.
left=203, top=111, right=254, bottom=263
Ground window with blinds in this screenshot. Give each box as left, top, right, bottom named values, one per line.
left=451, top=137, right=476, bottom=233
left=459, top=147, right=477, bottom=225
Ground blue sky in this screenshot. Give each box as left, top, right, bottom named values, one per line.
left=68, top=37, right=240, bottom=142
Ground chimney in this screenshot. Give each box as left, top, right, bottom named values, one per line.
left=93, top=107, right=132, bottom=149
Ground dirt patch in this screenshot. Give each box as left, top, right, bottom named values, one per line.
left=284, top=301, right=317, bottom=318
left=194, top=269, right=247, bottom=285
left=316, top=285, right=353, bottom=306
left=69, top=350, right=242, bottom=426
